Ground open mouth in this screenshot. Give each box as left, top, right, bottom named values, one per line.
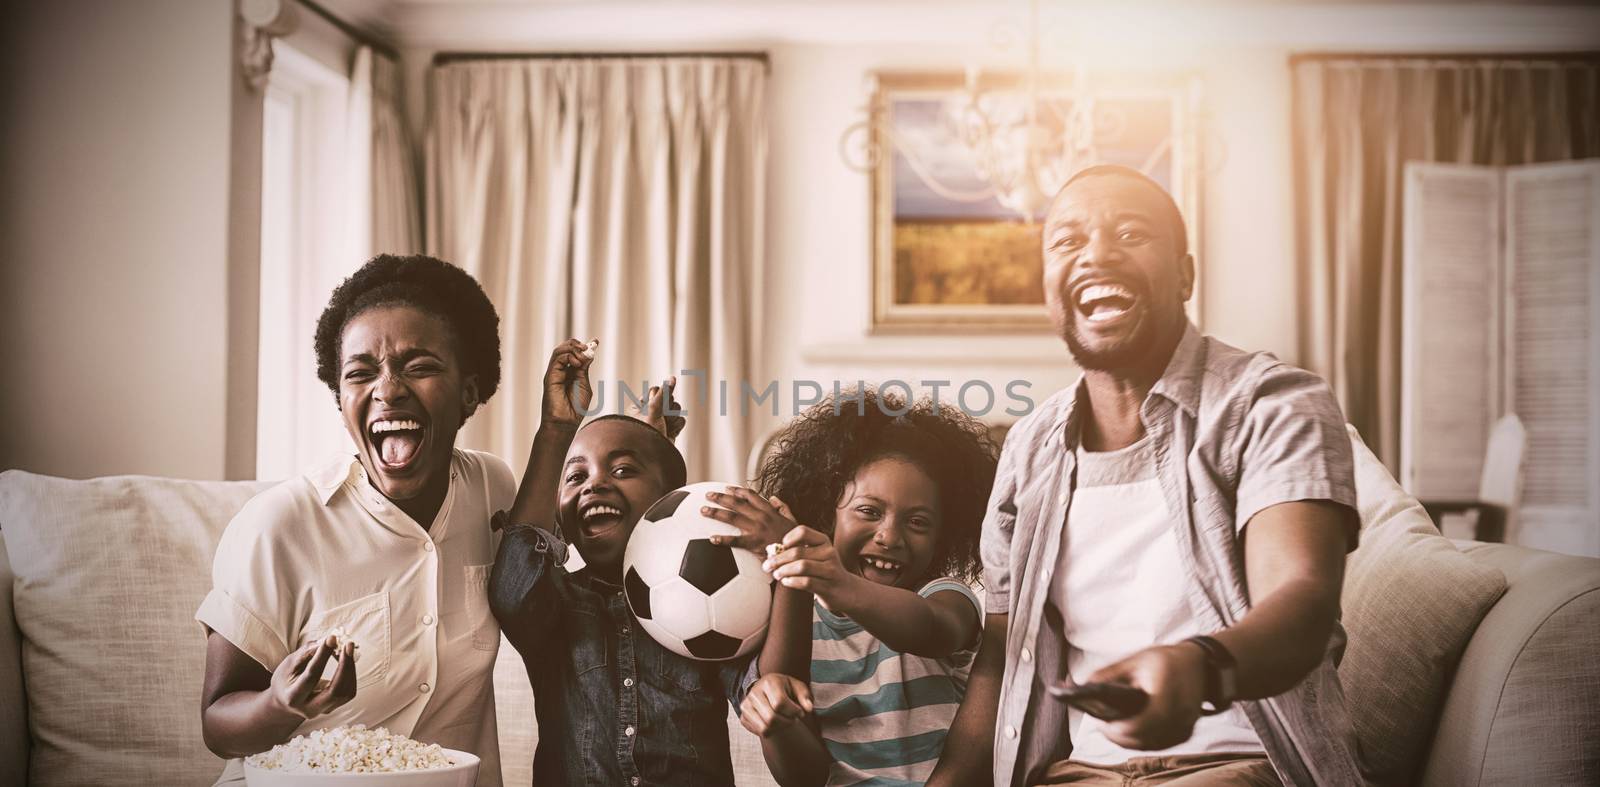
left=858, top=554, right=905, bottom=586
left=369, top=418, right=425, bottom=471
left=579, top=501, right=628, bottom=539
left=1074, top=282, right=1139, bottom=326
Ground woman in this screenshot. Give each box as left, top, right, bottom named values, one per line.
left=195, top=254, right=513, bottom=785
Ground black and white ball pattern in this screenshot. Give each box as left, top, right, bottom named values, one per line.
left=622, top=481, right=774, bottom=661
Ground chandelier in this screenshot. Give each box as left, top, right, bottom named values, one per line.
left=841, top=0, right=1114, bottom=220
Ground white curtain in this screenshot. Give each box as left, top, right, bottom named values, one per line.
left=426, top=57, right=768, bottom=484
left=346, top=48, right=375, bottom=261
left=368, top=49, right=422, bottom=254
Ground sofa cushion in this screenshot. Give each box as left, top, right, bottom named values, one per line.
left=1, top=534, right=30, bottom=782
left=0, top=469, right=271, bottom=786
left=1341, top=428, right=1508, bottom=784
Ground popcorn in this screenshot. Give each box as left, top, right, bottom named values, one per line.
left=313, top=626, right=360, bottom=690
left=325, top=625, right=359, bottom=655
left=582, top=339, right=599, bottom=359
left=245, top=724, right=455, bottom=773
left=765, top=542, right=786, bottom=559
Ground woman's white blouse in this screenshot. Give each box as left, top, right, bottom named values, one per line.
left=196, top=449, right=515, bottom=784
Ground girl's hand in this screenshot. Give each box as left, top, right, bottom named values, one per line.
left=762, top=525, right=860, bottom=609
left=631, top=376, right=686, bottom=439
left=542, top=339, right=596, bottom=429
left=269, top=637, right=357, bottom=721
left=739, top=673, right=814, bottom=738
left=703, top=490, right=799, bottom=555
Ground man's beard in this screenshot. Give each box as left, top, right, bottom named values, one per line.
left=1059, top=305, right=1177, bottom=372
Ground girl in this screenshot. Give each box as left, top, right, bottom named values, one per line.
left=705, top=389, right=998, bottom=786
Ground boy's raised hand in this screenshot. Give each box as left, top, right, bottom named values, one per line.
left=739, top=673, right=814, bottom=738
left=703, top=490, right=799, bottom=555
left=542, top=338, right=596, bottom=429
left=632, top=375, right=686, bottom=440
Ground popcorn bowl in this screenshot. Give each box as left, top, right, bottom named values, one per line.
left=243, top=748, right=480, bottom=787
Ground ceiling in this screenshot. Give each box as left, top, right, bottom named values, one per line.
left=312, top=0, right=1600, bottom=51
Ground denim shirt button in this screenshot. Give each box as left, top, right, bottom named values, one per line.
left=623, top=678, right=635, bottom=687
left=631, top=779, right=640, bottom=786
left=624, top=725, right=636, bottom=737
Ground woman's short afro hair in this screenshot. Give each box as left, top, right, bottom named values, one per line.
left=754, top=387, right=999, bottom=584
left=313, top=254, right=502, bottom=406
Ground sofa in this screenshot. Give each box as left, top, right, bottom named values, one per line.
left=2, top=430, right=1597, bottom=785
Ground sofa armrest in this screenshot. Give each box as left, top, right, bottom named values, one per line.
left=0, top=532, right=29, bottom=784
left=1421, top=542, right=1600, bottom=786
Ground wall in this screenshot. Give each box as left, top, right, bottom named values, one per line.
left=0, top=1, right=237, bottom=479
left=3, top=2, right=1594, bottom=480
left=390, top=1, right=1600, bottom=445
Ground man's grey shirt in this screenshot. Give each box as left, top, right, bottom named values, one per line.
left=982, top=323, right=1364, bottom=786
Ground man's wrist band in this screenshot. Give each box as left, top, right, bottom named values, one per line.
left=1184, top=634, right=1238, bottom=714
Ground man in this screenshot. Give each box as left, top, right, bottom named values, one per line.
left=929, top=166, right=1364, bottom=786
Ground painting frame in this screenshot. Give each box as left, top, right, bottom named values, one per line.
left=869, top=70, right=1204, bottom=333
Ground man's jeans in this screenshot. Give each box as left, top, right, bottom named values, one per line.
left=1037, top=752, right=1280, bottom=786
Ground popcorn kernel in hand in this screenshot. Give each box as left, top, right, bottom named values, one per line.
left=326, top=625, right=359, bottom=655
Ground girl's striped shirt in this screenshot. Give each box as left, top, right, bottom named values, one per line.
left=810, top=578, right=983, bottom=786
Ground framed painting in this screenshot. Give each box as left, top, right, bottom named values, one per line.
left=868, top=71, right=1203, bottom=332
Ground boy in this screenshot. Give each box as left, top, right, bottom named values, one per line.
left=489, top=339, right=774, bottom=786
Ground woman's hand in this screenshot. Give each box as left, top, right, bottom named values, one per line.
left=740, top=673, right=814, bottom=738
left=269, top=636, right=358, bottom=721
left=703, top=490, right=799, bottom=556
left=761, top=525, right=863, bottom=610
left=542, top=339, right=596, bottom=430
left=632, top=376, right=686, bottom=439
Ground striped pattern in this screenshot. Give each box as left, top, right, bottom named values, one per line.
left=811, top=579, right=981, bottom=786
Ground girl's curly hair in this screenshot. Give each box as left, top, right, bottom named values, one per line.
left=754, top=388, right=998, bottom=584
left=313, top=254, right=502, bottom=413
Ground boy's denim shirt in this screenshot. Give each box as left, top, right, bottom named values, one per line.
left=489, top=519, right=748, bottom=787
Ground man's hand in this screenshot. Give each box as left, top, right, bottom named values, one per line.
left=269, top=636, right=358, bottom=721
left=760, top=525, right=864, bottom=610
left=702, top=489, right=799, bottom=555
left=542, top=339, right=596, bottom=429
left=632, top=375, right=686, bottom=439
left=1083, top=642, right=1208, bottom=750
left=740, top=673, right=815, bottom=738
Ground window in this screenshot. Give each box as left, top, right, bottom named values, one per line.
left=256, top=43, right=368, bottom=479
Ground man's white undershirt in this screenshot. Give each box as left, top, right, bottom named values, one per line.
left=1050, top=435, right=1263, bottom=765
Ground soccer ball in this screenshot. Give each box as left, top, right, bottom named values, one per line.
left=622, top=481, right=774, bottom=661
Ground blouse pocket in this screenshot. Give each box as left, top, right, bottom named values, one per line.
left=462, top=564, right=500, bottom=652
left=304, top=591, right=391, bottom=687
